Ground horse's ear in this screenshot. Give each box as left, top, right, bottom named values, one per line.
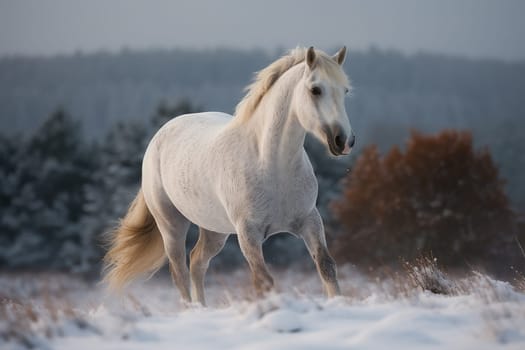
left=306, top=46, right=317, bottom=69
left=332, top=46, right=347, bottom=65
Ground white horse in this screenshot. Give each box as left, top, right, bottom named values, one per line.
left=104, top=46, right=355, bottom=305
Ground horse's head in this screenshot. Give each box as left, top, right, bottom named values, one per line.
left=293, top=46, right=355, bottom=156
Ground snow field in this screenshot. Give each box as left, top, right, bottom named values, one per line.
left=1, top=267, right=524, bottom=350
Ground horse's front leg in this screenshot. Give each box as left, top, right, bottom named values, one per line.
left=298, top=209, right=341, bottom=297
left=236, top=225, right=274, bottom=296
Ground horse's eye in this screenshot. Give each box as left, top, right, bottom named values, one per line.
left=311, top=86, right=322, bottom=96
left=344, top=87, right=349, bottom=94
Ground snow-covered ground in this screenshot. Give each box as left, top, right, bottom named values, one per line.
left=1, top=266, right=525, bottom=350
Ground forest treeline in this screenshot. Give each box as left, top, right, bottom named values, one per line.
left=0, top=101, right=194, bottom=272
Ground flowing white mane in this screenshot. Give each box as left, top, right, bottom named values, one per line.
left=234, top=47, right=349, bottom=122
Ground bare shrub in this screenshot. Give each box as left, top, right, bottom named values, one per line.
left=332, top=130, right=517, bottom=272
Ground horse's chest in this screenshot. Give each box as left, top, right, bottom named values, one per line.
left=239, top=170, right=318, bottom=231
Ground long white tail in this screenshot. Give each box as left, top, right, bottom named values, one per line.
left=103, top=189, right=166, bottom=290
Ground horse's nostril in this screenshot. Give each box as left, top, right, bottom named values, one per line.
left=334, top=135, right=344, bottom=149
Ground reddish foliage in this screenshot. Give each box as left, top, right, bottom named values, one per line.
left=331, top=130, right=516, bottom=269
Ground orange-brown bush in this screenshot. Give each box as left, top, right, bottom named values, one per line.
left=331, top=130, right=517, bottom=271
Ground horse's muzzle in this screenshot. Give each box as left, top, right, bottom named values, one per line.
left=324, top=124, right=355, bottom=156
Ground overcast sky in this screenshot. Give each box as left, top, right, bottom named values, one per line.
left=1, top=0, right=524, bottom=60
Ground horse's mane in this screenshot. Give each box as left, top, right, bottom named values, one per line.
left=234, top=47, right=343, bottom=122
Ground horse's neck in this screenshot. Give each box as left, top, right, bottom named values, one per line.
left=243, top=67, right=306, bottom=168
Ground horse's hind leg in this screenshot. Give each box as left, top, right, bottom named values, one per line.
left=190, top=228, right=229, bottom=305
left=162, top=217, right=192, bottom=302
left=143, top=189, right=192, bottom=302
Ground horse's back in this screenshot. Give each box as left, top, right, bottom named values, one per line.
left=160, top=111, right=232, bottom=138
left=150, top=112, right=233, bottom=158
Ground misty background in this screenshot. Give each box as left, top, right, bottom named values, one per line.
left=0, top=0, right=524, bottom=275
left=2, top=0, right=525, bottom=60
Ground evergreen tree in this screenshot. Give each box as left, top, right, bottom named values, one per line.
left=0, top=109, right=95, bottom=270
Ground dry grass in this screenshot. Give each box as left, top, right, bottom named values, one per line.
left=458, top=271, right=525, bottom=343
left=513, top=270, right=525, bottom=293
left=403, top=255, right=457, bottom=295
left=388, top=255, right=525, bottom=343
left=0, top=294, right=89, bottom=348
left=0, top=272, right=99, bottom=349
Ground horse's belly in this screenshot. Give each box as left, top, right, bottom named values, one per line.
left=170, top=192, right=235, bottom=234
left=162, top=150, right=236, bottom=233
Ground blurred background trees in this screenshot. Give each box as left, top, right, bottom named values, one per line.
left=0, top=109, right=96, bottom=269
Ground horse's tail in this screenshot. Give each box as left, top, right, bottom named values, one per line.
left=103, top=189, right=166, bottom=290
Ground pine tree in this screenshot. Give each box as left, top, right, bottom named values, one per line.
left=0, top=109, right=95, bottom=270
